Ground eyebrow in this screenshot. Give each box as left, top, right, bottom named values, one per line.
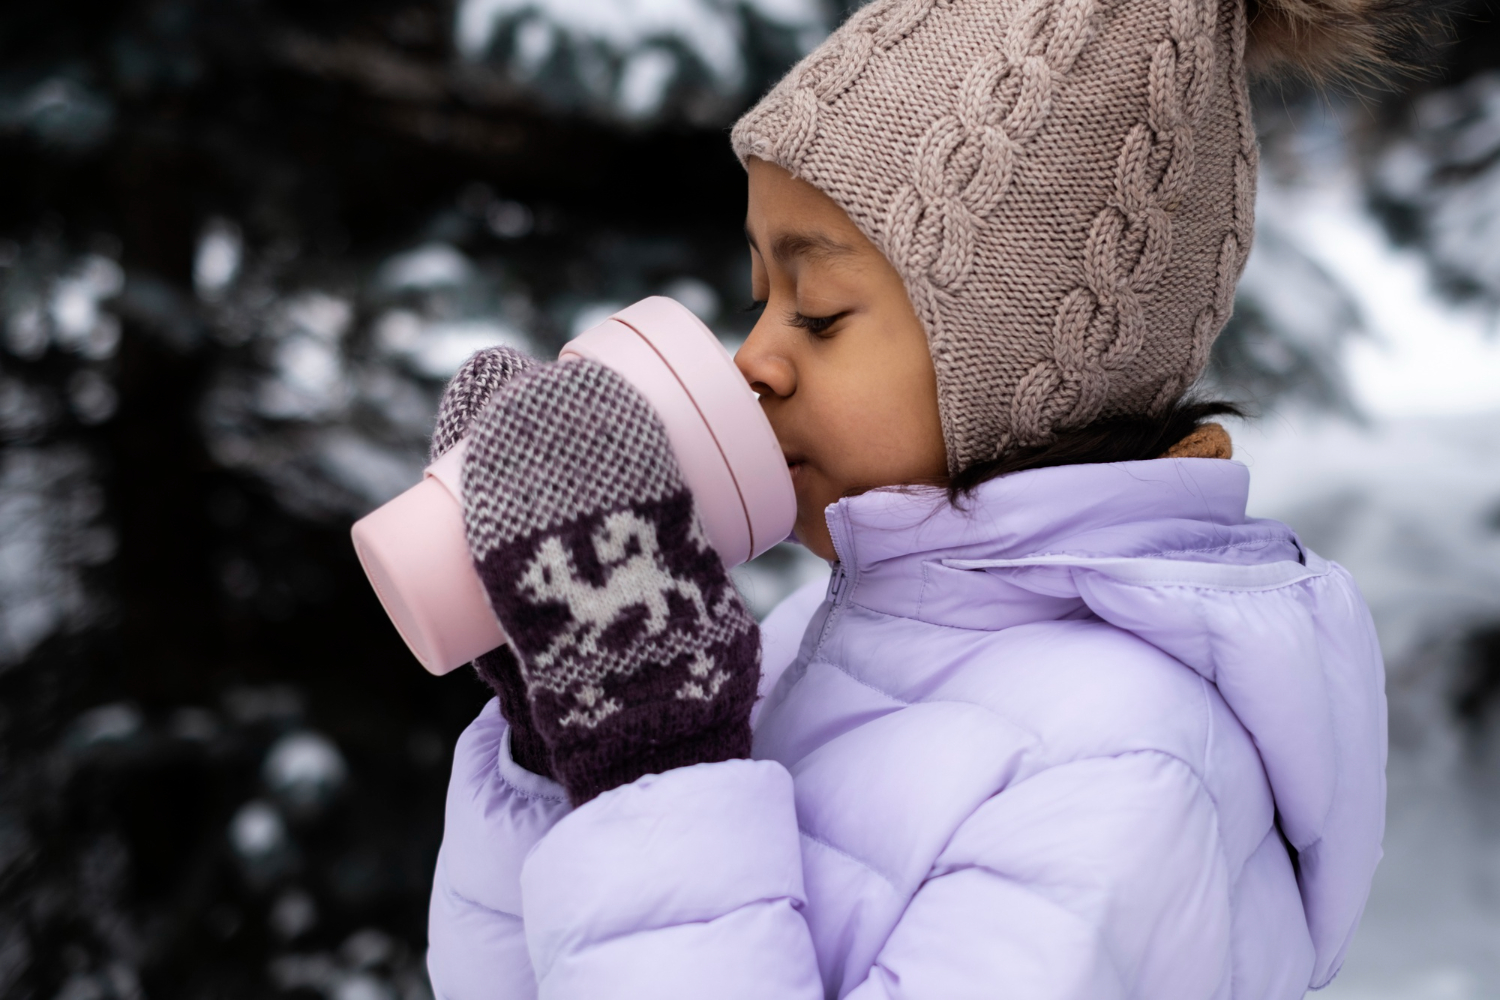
left=745, top=226, right=858, bottom=265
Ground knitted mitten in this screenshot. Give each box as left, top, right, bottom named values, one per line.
left=430, top=347, right=539, bottom=463
left=461, top=359, right=760, bottom=805
left=432, top=347, right=554, bottom=778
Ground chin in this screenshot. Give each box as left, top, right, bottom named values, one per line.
left=791, top=514, right=836, bottom=562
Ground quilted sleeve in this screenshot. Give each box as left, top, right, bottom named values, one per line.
left=427, top=699, right=572, bottom=1000
left=518, top=758, right=823, bottom=1000
left=844, top=751, right=1233, bottom=999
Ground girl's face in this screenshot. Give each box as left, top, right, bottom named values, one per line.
left=736, top=158, right=948, bottom=561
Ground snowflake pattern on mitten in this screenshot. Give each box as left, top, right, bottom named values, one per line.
left=461, top=359, right=760, bottom=805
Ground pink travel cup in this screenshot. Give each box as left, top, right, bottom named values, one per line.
left=350, top=296, right=795, bottom=676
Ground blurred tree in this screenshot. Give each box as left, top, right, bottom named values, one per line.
left=0, top=2, right=801, bottom=997
left=1, top=0, right=1498, bottom=997
left=1367, top=3, right=1500, bottom=307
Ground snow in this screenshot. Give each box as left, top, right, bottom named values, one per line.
left=1259, top=175, right=1500, bottom=418
left=4, top=301, right=46, bottom=359
left=67, top=704, right=144, bottom=746
left=455, top=0, right=826, bottom=112
left=263, top=731, right=348, bottom=814
left=258, top=334, right=349, bottom=420
left=484, top=200, right=533, bottom=239
left=379, top=317, right=535, bottom=379
left=198, top=230, right=547, bottom=518
left=269, top=888, right=318, bottom=940
left=312, top=429, right=427, bottom=511
left=571, top=300, right=627, bottom=336
left=279, top=291, right=354, bottom=343
left=48, top=254, right=123, bottom=359
left=67, top=369, right=117, bottom=424
left=332, top=972, right=395, bottom=1000
left=661, top=275, right=720, bottom=322
left=618, top=47, right=678, bottom=118
left=1388, top=71, right=1500, bottom=300
left=1216, top=201, right=1363, bottom=414
left=512, top=18, right=556, bottom=76
left=268, top=931, right=429, bottom=1000
left=194, top=218, right=243, bottom=299
left=731, top=541, right=828, bottom=620
left=341, top=930, right=396, bottom=970
left=229, top=800, right=288, bottom=860
left=2, top=76, right=113, bottom=149
left=0, top=445, right=111, bottom=667
left=1236, top=223, right=1358, bottom=362
left=376, top=243, right=474, bottom=292
left=1319, top=749, right=1500, bottom=999
left=460, top=0, right=734, bottom=75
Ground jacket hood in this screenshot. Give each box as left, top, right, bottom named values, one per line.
left=825, top=458, right=1388, bottom=988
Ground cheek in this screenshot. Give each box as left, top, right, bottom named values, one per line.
left=811, top=362, right=942, bottom=485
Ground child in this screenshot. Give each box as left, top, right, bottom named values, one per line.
left=424, top=0, right=1393, bottom=996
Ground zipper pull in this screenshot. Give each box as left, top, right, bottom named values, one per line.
left=827, top=563, right=846, bottom=605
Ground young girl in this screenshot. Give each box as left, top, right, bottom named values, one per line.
left=423, top=0, right=1392, bottom=996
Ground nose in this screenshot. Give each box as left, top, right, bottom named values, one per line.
left=734, top=319, right=796, bottom=400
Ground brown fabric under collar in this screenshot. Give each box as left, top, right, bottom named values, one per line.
left=1162, top=422, right=1233, bottom=460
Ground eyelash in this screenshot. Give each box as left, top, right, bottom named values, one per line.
left=743, top=300, right=845, bottom=337
left=789, top=311, right=844, bottom=337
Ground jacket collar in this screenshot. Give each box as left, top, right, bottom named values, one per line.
left=821, top=458, right=1301, bottom=630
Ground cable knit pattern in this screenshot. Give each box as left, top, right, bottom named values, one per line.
left=1011, top=0, right=1217, bottom=442
left=732, top=0, right=1260, bottom=470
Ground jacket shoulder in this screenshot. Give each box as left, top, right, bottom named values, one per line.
left=834, top=610, right=1224, bottom=772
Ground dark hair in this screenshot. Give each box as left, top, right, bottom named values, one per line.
left=945, top=398, right=1244, bottom=503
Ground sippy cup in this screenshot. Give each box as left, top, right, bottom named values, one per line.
left=350, top=296, right=795, bottom=676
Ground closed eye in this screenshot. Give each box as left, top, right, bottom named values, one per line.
left=787, top=310, right=847, bottom=337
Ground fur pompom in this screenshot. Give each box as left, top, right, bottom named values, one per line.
left=1244, top=0, right=1437, bottom=83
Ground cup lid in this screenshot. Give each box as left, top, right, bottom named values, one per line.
left=571, top=297, right=795, bottom=563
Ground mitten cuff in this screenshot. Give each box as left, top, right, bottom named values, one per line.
left=473, top=646, right=555, bottom=779
left=498, top=726, right=568, bottom=803
left=556, top=720, right=753, bottom=806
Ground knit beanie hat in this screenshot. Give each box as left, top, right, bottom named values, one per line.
left=731, top=0, right=1409, bottom=473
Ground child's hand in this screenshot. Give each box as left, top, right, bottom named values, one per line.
left=461, top=359, right=760, bottom=805
left=432, top=347, right=556, bottom=778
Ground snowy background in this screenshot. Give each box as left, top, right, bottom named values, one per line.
left=1, top=1, right=1499, bottom=997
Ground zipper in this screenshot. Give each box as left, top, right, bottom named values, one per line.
left=826, top=561, right=847, bottom=605
left=810, top=508, right=853, bottom=657
left=755, top=507, right=862, bottom=732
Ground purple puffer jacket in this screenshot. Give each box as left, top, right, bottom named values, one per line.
left=427, top=458, right=1387, bottom=1000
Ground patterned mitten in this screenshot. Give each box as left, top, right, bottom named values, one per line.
left=461, top=359, right=761, bottom=805
left=432, top=347, right=554, bottom=778
left=431, top=347, right=539, bottom=463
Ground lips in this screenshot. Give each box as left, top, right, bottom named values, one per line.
left=784, top=454, right=807, bottom=485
